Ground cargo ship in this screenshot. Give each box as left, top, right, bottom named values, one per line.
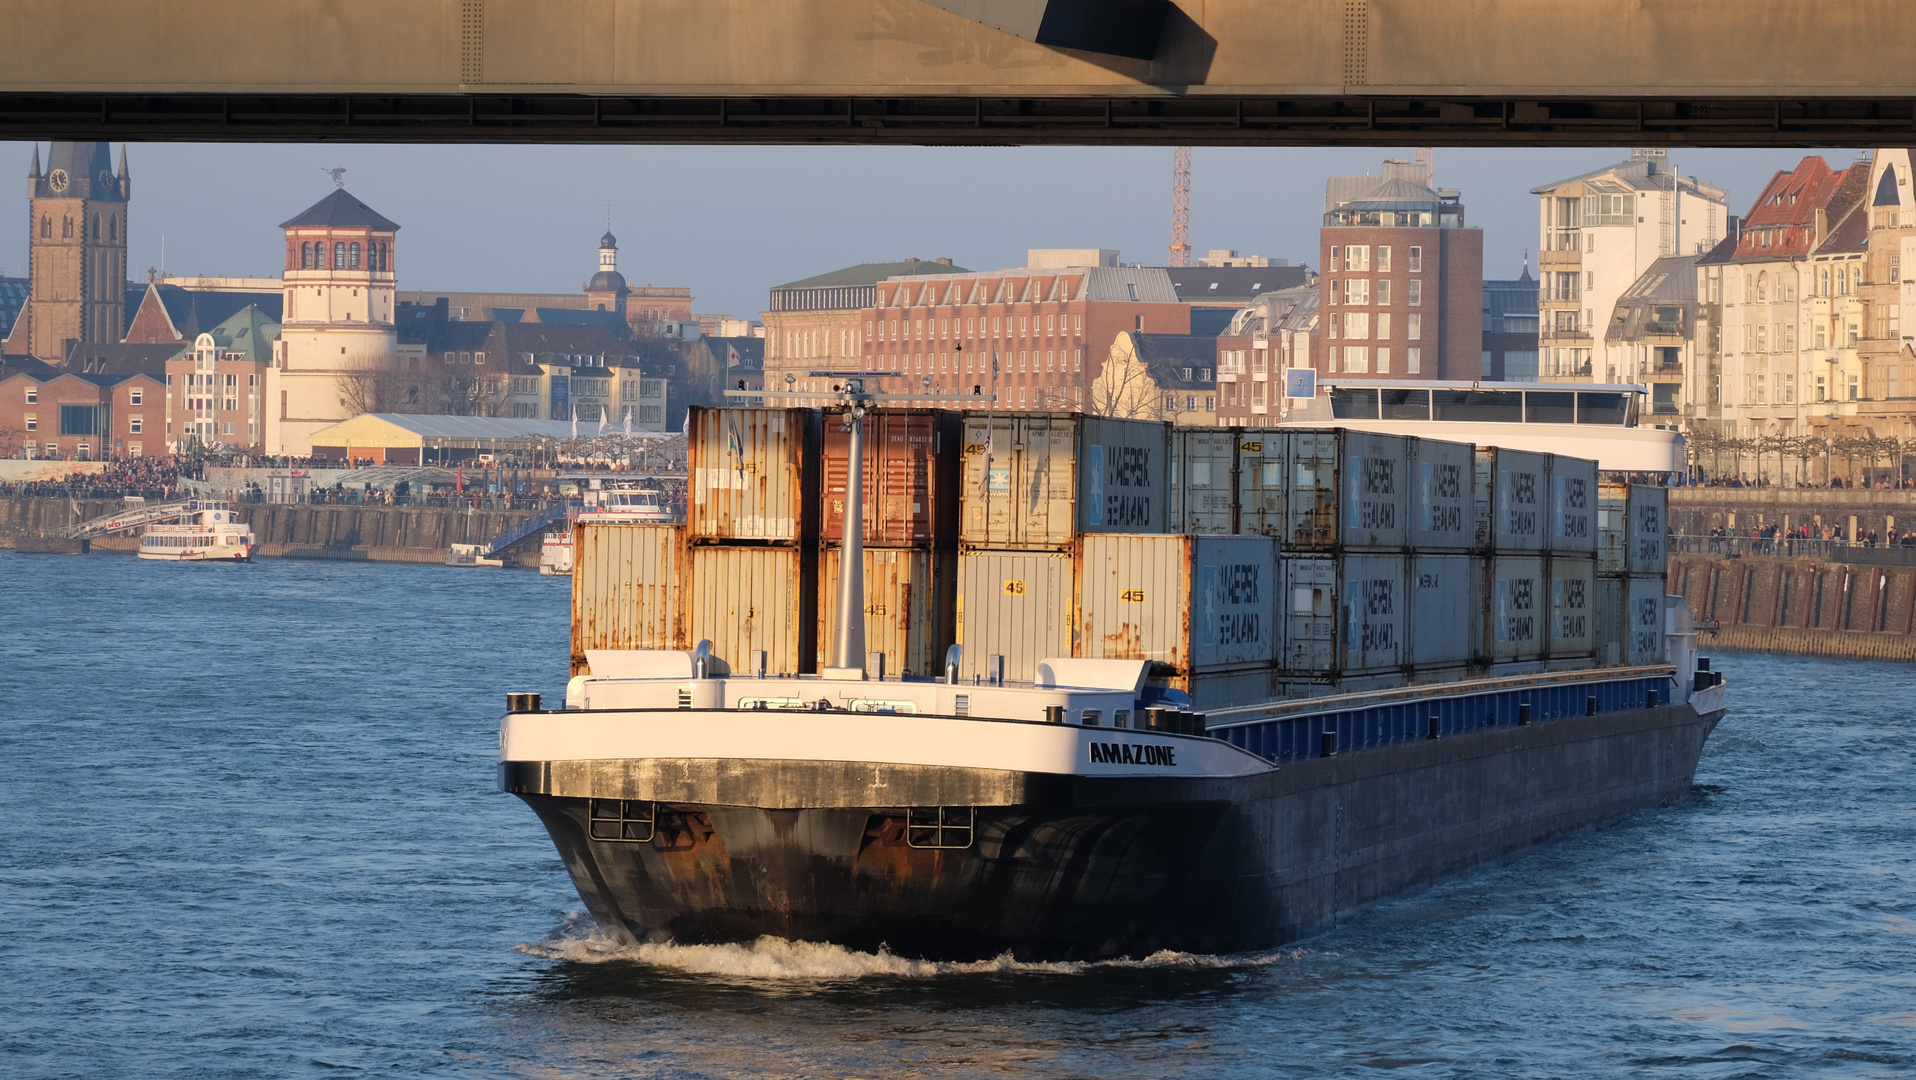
left=500, top=388, right=1726, bottom=960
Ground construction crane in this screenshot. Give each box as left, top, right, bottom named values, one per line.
left=1415, top=147, right=1434, bottom=187
left=1169, top=146, right=1192, bottom=267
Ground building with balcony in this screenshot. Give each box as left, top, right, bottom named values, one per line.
left=1854, top=149, right=1916, bottom=443
left=1482, top=263, right=1539, bottom=381
left=1531, top=150, right=1728, bottom=383
left=1603, top=255, right=1699, bottom=421
left=1215, top=285, right=1317, bottom=424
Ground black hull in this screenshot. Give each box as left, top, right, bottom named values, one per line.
left=507, top=702, right=1722, bottom=961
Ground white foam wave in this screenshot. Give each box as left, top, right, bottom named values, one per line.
left=516, top=913, right=1310, bottom=980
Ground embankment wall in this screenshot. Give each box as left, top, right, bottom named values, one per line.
left=0, top=497, right=543, bottom=567
left=1670, top=487, right=1916, bottom=538
left=1669, top=552, right=1916, bottom=662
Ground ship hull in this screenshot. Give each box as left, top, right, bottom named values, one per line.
left=507, top=700, right=1722, bottom=960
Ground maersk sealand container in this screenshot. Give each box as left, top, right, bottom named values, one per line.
left=958, top=414, right=1169, bottom=549
left=1279, top=553, right=1409, bottom=680
left=1235, top=430, right=1288, bottom=537
left=1283, top=429, right=1411, bottom=550
left=1548, top=454, right=1599, bottom=555
left=1408, top=437, right=1475, bottom=551
left=1474, top=448, right=1548, bottom=552
left=1597, top=483, right=1670, bottom=575
left=1168, top=428, right=1239, bottom=534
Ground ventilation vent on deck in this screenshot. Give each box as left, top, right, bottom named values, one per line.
left=953, top=694, right=969, bottom=716
left=677, top=688, right=692, bottom=709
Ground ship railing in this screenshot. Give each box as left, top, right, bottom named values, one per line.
left=475, top=499, right=580, bottom=556
left=1205, top=665, right=1681, bottom=764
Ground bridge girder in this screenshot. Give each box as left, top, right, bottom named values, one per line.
left=1, top=0, right=1911, bottom=146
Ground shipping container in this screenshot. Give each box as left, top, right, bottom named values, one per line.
left=1548, top=553, right=1597, bottom=659
left=816, top=547, right=955, bottom=678
left=1596, top=573, right=1669, bottom=667
left=1408, top=437, right=1476, bottom=551
left=1475, top=448, right=1548, bottom=551
left=1548, top=454, right=1599, bottom=554
left=1180, top=668, right=1285, bottom=711
left=687, top=407, right=819, bottom=542
left=1483, top=554, right=1547, bottom=664
left=958, top=414, right=1169, bottom=547
left=1597, top=483, right=1669, bottom=575
left=569, top=522, right=681, bottom=675
left=1281, top=553, right=1409, bottom=676
left=1263, top=428, right=1410, bottom=550
left=955, top=549, right=1074, bottom=683
left=1234, top=429, right=1288, bottom=537
left=685, top=545, right=812, bottom=675
left=821, top=410, right=960, bottom=547
left=1075, top=533, right=1279, bottom=673
left=1168, top=428, right=1239, bottom=533
left=1409, top=552, right=1476, bottom=670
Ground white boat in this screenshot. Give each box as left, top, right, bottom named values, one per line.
left=576, top=481, right=676, bottom=524
left=539, top=529, right=573, bottom=576
left=446, top=542, right=504, bottom=568
left=137, top=507, right=254, bottom=562
left=1283, top=380, right=1687, bottom=478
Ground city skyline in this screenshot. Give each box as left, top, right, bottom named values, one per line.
left=0, top=143, right=1858, bottom=321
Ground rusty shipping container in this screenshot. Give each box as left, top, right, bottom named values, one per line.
left=1597, top=483, right=1669, bottom=575
left=955, top=549, right=1074, bottom=683
left=821, top=409, right=961, bottom=547
left=1408, top=437, right=1475, bottom=551
left=1548, top=454, right=1599, bottom=554
left=1168, top=428, right=1239, bottom=533
left=687, top=406, right=820, bottom=542
left=569, top=522, right=682, bottom=675
left=815, top=547, right=955, bottom=678
left=958, top=414, right=1169, bottom=549
left=1250, top=428, right=1410, bottom=550
left=684, top=545, right=814, bottom=675
left=1074, top=533, right=1279, bottom=673
left=1234, top=429, right=1288, bottom=537
left=1474, top=447, right=1548, bottom=552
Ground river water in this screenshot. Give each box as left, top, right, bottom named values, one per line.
left=2, top=552, right=1912, bottom=1078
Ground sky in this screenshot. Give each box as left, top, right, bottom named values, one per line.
left=0, top=142, right=1869, bottom=321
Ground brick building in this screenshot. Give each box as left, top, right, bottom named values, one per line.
left=1215, top=285, right=1319, bottom=425
left=1320, top=171, right=1482, bottom=381
left=761, top=257, right=965, bottom=389
left=851, top=260, right=1189, bottom=410
left=164, top=305, right=276, bottom=453
left=0, top=365, right=158, bottom=460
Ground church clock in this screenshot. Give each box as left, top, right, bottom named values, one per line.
left=47, top=168, right=68, bottom=192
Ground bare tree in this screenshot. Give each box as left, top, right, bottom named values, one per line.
left=429, top=373, right=510, bottom=417
left=0, top=424, right=25, bottom=459
left=338, top=363, right=412, bottom=416
left=1086, top=337, right=1170, bottom=420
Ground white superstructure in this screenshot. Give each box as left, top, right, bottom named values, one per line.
left=1285, top=380, right=1686, bottom=476
left=539, top=530, right=573, bottom=576
left=137, top=507, right=254, bottom=562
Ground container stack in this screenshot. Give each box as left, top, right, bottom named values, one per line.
left=1167, top=428, right=1239, bottom=534
left=955, top=414, right=1170, bottom=684
left=815, top=410, right=961, bottom=679
left=682, top=406, right=822, bottom=675
left=1545, top=454, right=1599, bottom=673
left=1595, top=482, right=1670, bottom=667
left=569, top=517, right=681, bottom=675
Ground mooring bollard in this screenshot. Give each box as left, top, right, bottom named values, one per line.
left=1647, top=688, right=1660, bottom=708
left=1518, top=703, right=1532, bottom=726
left=1428, top=715, right=1441, bottom=740
left=1320, top=726, right=1337, bottom=758
left=506, top=692, right=541, bottom=713
left=1587, top=695, right=1598, bottom=716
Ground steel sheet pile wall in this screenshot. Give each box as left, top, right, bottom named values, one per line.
left=682, top=407, right=821, bottom=675
left=569, top=522, right=681, bottom=675
left=1595, top=483, right=1670, bottom=666
left=1168, top=429, right=1238, bottom=534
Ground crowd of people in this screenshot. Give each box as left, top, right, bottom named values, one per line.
left=1700, top=474, right=1916, bottom=489
left=1698, top=521, right=1916, bottom=554
left=0, top=456, right=199, bottom=501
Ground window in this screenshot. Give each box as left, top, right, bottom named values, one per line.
left=1407, top=280, right=1422, bottom=306
left=1407, top=348, right=1422, bottom=374
left=1408, top=246, right=1423, bottom=272
left=1785, top=372, right=1796, bottom=403
left=1377, top=246, right=1391, bottom=271
left=475, top=352, right=486, bottom=365
left=129, top=389, right=142, bottom=405
left=1345, top=312, right=1370, bottom=339
left=1347, top=246, right=1371, bottom=271
left=301, top=242, right=312, bottom=269
left=1330, top=281, right=1340, bottom=305
left=1756, top=372, right=1767, bottom=403
left=1343, top=346, right=1370, bottom=373
left=1376, top=279, right=1391, bottom=305
left=1849, top=374, right=1860, bottom=400
left=25, top=387, right=37, bottom=404
left=1816, top=324, right=1828, bottom=349
left=1376, top=313, right=1391, bottom=339
left=39, top=215, right=49, bottom=238
left=1376, top=347, right=1391, bottom=373
left=1407, top=314, right=1422, bottom=341
left=1816, top=375, right=1828, bottom=401
left=1347, top=279, right=1370, bottom=305
left=1329, top=246, right=1340, bottom=271
left=1205, top=395, right=1216, bottom=411
left=334, top=241, right=346, bottom=269
left=24, top=415, right=36, bottom=431
left=1849, top=322, right=1860, bottom=347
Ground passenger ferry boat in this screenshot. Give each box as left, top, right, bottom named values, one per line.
left=538, top=530, right=573, bottom=576
left=137, top=506, right=254, bottom=562
left=540, top=480, right=676, bottom=576
left=1285, top=379, right=1687, bottom=478
left=498, top=386, right=1727, bottom=961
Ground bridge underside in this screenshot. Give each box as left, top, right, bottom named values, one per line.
left=2, top=94, right=1912, bottom=147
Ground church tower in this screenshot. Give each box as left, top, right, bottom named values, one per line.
left=583, top=230, right=630, bottom=318
left=3, top=142, right=130, bottom=358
